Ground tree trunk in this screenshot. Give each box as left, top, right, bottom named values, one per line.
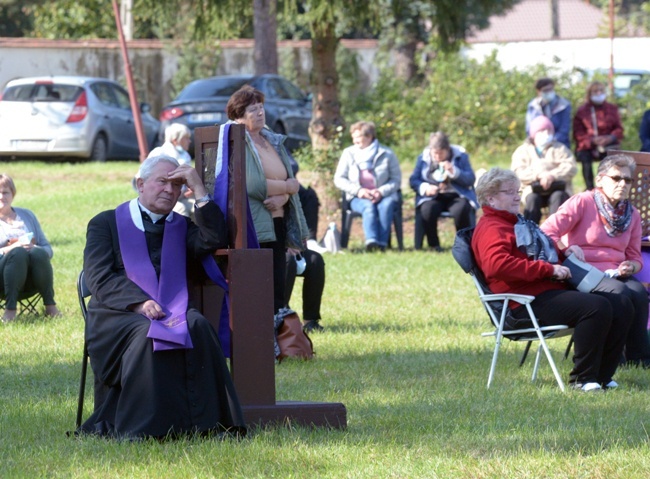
left=309, top=22, right=342, bottom=151
left=393, top=37, right=417, bottom=82
left=253, top=0, right=278, bottom=75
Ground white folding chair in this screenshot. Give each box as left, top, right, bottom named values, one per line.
left=452, top=227, right=573, bottom=391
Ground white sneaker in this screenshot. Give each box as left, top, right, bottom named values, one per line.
left=604, top=380, right=618, bottom=390
left=571, top=382, right=603, bottom=392
left=581, top=382, right=603, bottom=392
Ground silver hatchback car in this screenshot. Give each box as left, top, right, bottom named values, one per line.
left=0, top=76, right=160, bottom=161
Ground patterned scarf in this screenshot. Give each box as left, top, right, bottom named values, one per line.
left=514, top=214, right=559, bottom=263
left=593, top=188, right=632, bottom=237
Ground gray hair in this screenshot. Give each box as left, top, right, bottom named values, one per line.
left=475, top=167, right=520, bottom=207
left=164, top=123, right=191, bottom=144
left=428, top=131, right=450, bottom=151
left=597, top=154, right=637, bottom=177
left=137, top=155, right=180, bottom=181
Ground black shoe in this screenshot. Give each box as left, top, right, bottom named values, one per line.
left=366, top=242, right=380, bottom=252
left=303, top=320, right=324, bottom=333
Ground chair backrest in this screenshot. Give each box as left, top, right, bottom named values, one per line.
left=77, top=270, right=90, bottom=321
left=452, top=227, right=523, bottom=331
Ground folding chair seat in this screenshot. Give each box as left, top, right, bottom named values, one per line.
left=452, top=227, right=573, bottom=391
left=340, top=190, right=404, bottom=250
left=0, top=289, right=42, bottom=317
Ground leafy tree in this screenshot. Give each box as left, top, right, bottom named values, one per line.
left=0, top=0, right=33, bottom=37
left=376, top=0, right=521, bottom=83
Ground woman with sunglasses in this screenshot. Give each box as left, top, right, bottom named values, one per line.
left=542, top=154, right=650, bottom=368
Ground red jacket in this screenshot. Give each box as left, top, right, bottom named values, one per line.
left=471, top=206, right=567, bottom=305
left=573, top=101, right=624, bottom=152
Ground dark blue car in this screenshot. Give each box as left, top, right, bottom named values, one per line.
left=159, top=74, right=312, bottom=153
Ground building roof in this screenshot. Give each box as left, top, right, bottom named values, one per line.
left=468, top=0, right=606, bottom=43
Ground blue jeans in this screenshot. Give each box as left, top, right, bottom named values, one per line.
left=350, top=195, right=396, bottom=247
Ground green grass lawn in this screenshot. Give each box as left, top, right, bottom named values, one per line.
left=1, top=162, right=650, bottom=478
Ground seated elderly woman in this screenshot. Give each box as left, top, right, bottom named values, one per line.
left=410, top=131, right=477, bottom=251
left=0, top=174, right=60, bottom=322
left=334, top=121, right=401, bottom=252
left=472, top=167, right=632, bottom=391
left=541, top=154, right=650, bottom=368
left=511, top=115, right=577, bottom=224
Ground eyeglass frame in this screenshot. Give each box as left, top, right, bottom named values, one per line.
left=604, top=174, right=633, bottom=185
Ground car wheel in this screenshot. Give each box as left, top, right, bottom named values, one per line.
left=90, top=134, right=108, bottom=162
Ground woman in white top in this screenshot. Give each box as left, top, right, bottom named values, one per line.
left=0, top=174, right=60, bottom=322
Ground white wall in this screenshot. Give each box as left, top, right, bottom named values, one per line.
left=463, top=37, right=650, bottom=74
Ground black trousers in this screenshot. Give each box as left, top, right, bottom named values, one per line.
left=285, top=249, right=325, bottom=321
left=523, top=190, right=569, bottom=224
left=512, top=288, right=633, bottom=385
left=576, top=149, right=606, bottom=190
left=593, top=276, right=650, bottom=362
left=298, top=185, right=320, bottom=241
left=419, top=192, right=471, bottom=248
left=260, top=217, right=287, bottom=314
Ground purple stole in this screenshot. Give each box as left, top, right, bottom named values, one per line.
left=199, top=122, right=260, bottom=357
left=116, top=200, right=193, bottom=352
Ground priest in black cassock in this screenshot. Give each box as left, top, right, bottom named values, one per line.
left=79, top=155, right=246, bottom=439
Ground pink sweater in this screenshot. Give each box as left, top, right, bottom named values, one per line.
left=541, top=191, right=642, bottom=272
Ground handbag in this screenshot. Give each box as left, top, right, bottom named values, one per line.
left=274, top=308, right=314, bottom=362
left=531, top=180, right=566, bottom=195
left=562, top=254, right=606, bottom=293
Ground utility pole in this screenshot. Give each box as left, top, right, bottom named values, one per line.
left=609, top=0, right=615, bottom=93
left=121, top=0, right=133, bottom=41
left=550, top=0, right=559, bottom=38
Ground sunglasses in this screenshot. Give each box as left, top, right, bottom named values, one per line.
left=605, top=175, right=633, bottom=185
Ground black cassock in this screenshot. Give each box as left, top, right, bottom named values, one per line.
left=79, top=201, right=246, bottom=439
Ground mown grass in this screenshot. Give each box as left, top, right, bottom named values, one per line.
left=1, top=161, right=650, bottom=479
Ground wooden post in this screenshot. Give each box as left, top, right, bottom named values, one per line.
left=193, top=124, right=346, bottom=429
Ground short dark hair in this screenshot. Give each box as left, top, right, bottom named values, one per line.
left=428, top=131, right=450, bottom=151
left=226, top=85, right=265, bottom=120
left=535, top=78, right=554, bottom=91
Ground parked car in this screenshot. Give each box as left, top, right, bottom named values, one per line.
left=159, top=74, right=312, bottom=153
left=0, top=76, right=160, bottom=161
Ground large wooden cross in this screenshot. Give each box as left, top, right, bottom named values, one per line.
left=192, top=124, right=346, bottom=429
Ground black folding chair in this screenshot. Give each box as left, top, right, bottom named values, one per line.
left=75, top=270, right=91, bottom=429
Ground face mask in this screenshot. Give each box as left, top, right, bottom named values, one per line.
left=591, top=93, right=607, bottom=104
left=533, top=131, right=552, bottom=149
left=541, top=90, right=556, bottom=103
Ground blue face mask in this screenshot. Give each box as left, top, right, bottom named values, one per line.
left=591, top=93, right=607, bottom=105
left=541, top=90, right=556, bottom=103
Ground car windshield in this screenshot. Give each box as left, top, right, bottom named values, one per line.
left=2, top=83, right=83, bottom=102
left=177, top=77, right=252, bottom=100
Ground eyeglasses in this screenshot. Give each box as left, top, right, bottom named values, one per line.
left=498, top=189, right=522, bottom=196
left=605, top=175, right=633, bottom=185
